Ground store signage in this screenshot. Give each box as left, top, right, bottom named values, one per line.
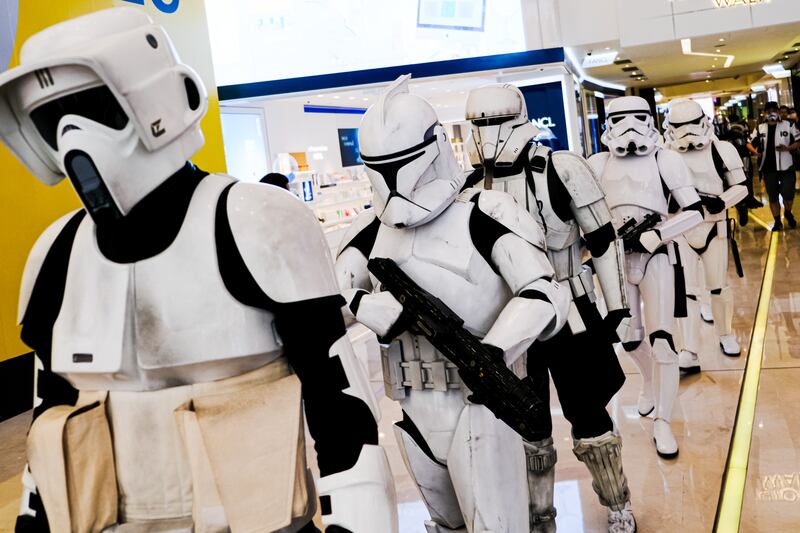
left=122, top=0, right=180, bottom=14
left=712, top=0, right=763, bottom=7
left=582, top=51, right=618, bottom=69
left=520, top=81, right=569, bottom=151
left=532, top=117, right=557, bottom=129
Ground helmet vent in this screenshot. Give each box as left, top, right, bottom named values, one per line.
left=146, top=34, right=158, bottom=49
left=185, top=78, right=200, bottom=111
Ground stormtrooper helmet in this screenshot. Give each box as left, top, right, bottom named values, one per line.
left=663, top=99, right=714, bottom=152
left=465, top=84, right=541, bottom=168
left=0, top=7, right=208, bottom=225
left=601, top=96, right=660, bottom=157
left=359, top=75, right=463, bottom=228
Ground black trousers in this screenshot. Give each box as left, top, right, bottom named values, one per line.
left=526, top=295, right=626, bottom=441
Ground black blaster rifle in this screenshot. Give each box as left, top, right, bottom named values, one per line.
left=367, top=257, right=547, bottom=442
left=617, top=212, right=662, bottom=252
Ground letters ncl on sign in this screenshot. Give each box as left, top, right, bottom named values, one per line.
left=712, top=0, right=764, bottom=7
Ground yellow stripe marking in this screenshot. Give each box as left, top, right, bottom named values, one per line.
left=715, top=231, right=779, bottom=532
left=747, top=212, right=772, bottom=231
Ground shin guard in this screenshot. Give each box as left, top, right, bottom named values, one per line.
left=573, top=430, right=631, bottom=512
left=523, top=438, right=557, bottom=532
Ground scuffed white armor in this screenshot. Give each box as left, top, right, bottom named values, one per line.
left=590, top=96, right=702, bottom=459
left=337, top=77, right=569, bottom=533
left=665, top=100, right=747, bottom=360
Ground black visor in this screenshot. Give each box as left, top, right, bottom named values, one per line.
left=30, top=85, right=128, bottom=150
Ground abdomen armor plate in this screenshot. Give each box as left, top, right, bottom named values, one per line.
left=681, top=148, right=724, bottom=196
left=370, top=198, right=511, bottom=337
left=600, top=155, right=668, bottom=216
left=51, top=175, right=282, bottom=392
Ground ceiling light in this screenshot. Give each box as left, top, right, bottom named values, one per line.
left=682, top=38, right=735, bottom=67
left=316, top=94, right=324, bottom=98
left=719, top=38, right=726, bottom=42
left=348, top=96, right=356, bottom=100
left=763, top=63, right=785, bottom=75
left=332, top=95, right=340, bottom=99
left=752, top=85, right=767, bottom=92
left=362, top=97, right=368, bottom=101
left=706, top=80, right=711, bottom=83
left=773, top=70, right=792, bottom=79
left=716, top=49, right=721, bottom=53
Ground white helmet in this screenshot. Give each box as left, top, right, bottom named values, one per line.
left=0, top=7, right=207, bottom=225
left=601, top=96, right=659, bottom=157
left=663, top=99, right=714, bottom=152
left=465, top=84, right=541, bottom=168
left=358, top=75, right=463, bottom=228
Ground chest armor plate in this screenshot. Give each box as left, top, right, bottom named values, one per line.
left=370, top=199, right=510, bottom=336
left=493, top=166, right=579, bottom=252
left=681, top=148, right=723, bottom=196
left=601, top=155, right=668, bottom=216
left=51, top=175, right=282, bottom=392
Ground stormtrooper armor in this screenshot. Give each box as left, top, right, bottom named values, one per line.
left=466, top=84, right=635, bottom=533
left=664, top=99, right=747, bottom=365
left=2, top=9, right=396, bottom=532
left=589, top=96, right=703, bottom=459
left=335, top=76, right=571, bottom=533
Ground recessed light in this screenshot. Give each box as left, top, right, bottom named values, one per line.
left=605, top=47, right=611, bottom=50
left=362, top=97, right=368, bottom=101
left=332, top=95, right=340, bottom=99
left=316, top=94, right=324, bottom=98
left=706, top=79, right=711, bottom=83
left=348, top=96, right=355, bottom=100
left=716, top=49, right=721, bottom=53
left=719, top=38, right=725, bottom=42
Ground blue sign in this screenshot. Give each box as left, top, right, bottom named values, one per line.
left=302, top=181, right=314, bottom=202
left=122, top=0, right=180, bottom=14
left=338, top=128, right=363, bottom=167
left=520, top=81, right=568, bottom=152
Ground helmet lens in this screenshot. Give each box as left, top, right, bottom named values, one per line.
left=30, top=85, right=128, bottom=150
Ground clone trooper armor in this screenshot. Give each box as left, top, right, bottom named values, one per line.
left=335, top=76, right=570, bottom=533
left=588, top=97, right=703, bottom=459
left=1, top=9, right=396, bottom=533
left=465, top=84, right=635, bottom=533
left=663, top=99, right=747, bottom=366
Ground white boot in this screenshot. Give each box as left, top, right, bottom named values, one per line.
left=711, top=287, right=740, bottom=356
left=651, top=338, right=679, bottom=458
left=677, top=295, right=701, bottom=375
left=678, top=350, right=700, bottom=375
left=608, top=501, right=637, bottom=533
left=700, top=302, right=714, bottom=323
left=623, top=343, right=654, bottom=416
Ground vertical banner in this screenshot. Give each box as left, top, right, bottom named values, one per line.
left=0, top=0, right=226, bottom=364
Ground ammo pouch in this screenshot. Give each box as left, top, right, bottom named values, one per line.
left=175, top=368, right=314, bottom=532
left=27, top=391, right=118, bottom=533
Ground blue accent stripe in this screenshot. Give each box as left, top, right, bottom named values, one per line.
left=218, top=48, right=565, bottom=101
left=303, top=105, right=367, bottom=115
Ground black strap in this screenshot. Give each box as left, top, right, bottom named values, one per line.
left=524, top=148, right=549, bottom=233
left=689, top=223, right=719, bottom=256
left=710, top=142, right=730, bottom=191
left=728, top=217, right=744, bottom=278
left=672, top=242, right=688, bottom=318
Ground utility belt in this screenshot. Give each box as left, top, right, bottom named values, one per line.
left=26, top=358, right=314, bottom=533
left=382, top=334, right=462, bottom=401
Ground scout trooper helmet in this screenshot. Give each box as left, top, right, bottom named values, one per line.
left=602, top=96, right=660, bottom=157
left=359, top=75, right=463, bottom=228
left=0, top=7, right=207, bottom=225
left=663, top=98, right=714, bottom=152
left=465, top=84, right=542, bottom=167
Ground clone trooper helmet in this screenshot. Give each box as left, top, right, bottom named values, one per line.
left=465, top=84, right=542, bottom=168
left=663, top=99, right=714, bottom=152
left=602, top=96, right=660, bottom=157
left=359, top=75, right=463, bottom=228
left=0, top=7, right=208, bottom=225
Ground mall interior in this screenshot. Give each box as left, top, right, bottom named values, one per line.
left=2, top=1, right=800, bottom=532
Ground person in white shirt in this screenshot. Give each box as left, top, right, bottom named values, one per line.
left=747, top=101, right=800, bottom=231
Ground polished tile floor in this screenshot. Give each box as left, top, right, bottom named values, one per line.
left=0, top=194, right=798, bottom=532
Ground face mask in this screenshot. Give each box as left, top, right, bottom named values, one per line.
left=767, top=113, right=780, bottom=121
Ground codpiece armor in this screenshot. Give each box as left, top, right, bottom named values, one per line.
left=336, top=76, right=570, bottom=533
left=663, top=99, right=748, bottom=368
left=1, top=9, right=396, bottom=533
left=466, top=83, right=635, bottom=533
left=589, top=96, right=703, bottom=460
